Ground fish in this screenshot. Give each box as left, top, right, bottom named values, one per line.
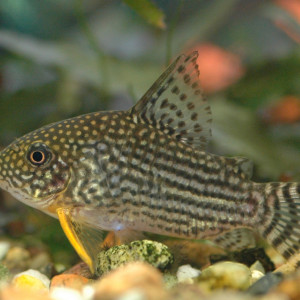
left=0, top=51, right=300, bottom=273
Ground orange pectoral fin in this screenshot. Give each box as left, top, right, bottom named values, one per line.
left=56, top=207, right=106, bottom=273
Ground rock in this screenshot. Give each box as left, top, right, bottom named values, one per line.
left=3, top=246, right=30, bottom=271
left=197, top=261, right=252, bottom=291
left=51, top=274, right=89, bottom=290
left=0, top=241, right=10, bottom=260
left=247, top=272, right=283, bottom=296
left=250, top=261, right=265, bottom=284
left=210, top=247, right=275, bottom=272
left=176, top=264, right=201, bottom=284
left=30, top=252, right=51, bottom=270
left=50, top=287, right=83, bottom=300
left=93, top=262, right=166, bottom=300
left=96, top=240, right=173, bottom=275
left=12, top=269, right=50, bottom=291
left=63, top=262, right=93, bottom=279
left=1, top=287, right=52, bottom=300
left=168, top=284, right=206, bottom=300
left=163, top=273, right=178, bottom=289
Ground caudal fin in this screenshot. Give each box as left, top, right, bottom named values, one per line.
left=258, top=182, right=300, bottom=264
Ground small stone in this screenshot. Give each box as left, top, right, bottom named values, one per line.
left=50, top=287, right=83, bottom=300
left=168, top=284, right=206, bottom=300
left=247, top=272, right=283, bottom=296
left=176, top=264, right=201, bottom=284
left=96, top=240, right=173, bottom=275
left=210, top=247, right=275, bottom=272
left=3, top=246, right=30, bottom=271
left=51, top=274, right=89, bottom=290
left=1, top=287, right=52, bottom=300
left=163, top=273, right=178, bottom=289
left=0, top=241, right=10, bottom=260
left=93, top=262, right=166, bottom=300
left=197, top=261, right=251, bottom=291
left=30, top=252, right=51, bottom=270
left=250, top=261, right=265, bottom=284
left=250, top=260, right=265, bottom=274
left=12, top=269, right=50, bottom=291
left=63, top=262, right=93, bottom=279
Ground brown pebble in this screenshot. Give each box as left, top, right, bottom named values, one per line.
left=51, top=274, right=89, bottom=290
left=63, top=261, right=93, bottom=278
left=93, top=262, right=166, bottom=300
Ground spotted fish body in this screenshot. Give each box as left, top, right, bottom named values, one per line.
left=0, top=52, right=300, bottom=271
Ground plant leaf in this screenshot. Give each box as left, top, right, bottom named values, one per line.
left=123, top=0, right=165, bottom=29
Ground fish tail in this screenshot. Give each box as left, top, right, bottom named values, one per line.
left=257, top=182, right=300, bottom=264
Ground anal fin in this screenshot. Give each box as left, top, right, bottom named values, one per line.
left=57, top=207, right=106, bottom=273
left=211, top=228, right=257, bottom=251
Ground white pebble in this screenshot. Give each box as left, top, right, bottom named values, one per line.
left=82, top=285, right=95, bottom=300
left=50, top=287, right=83, bottom=300
left=0, top=241, right=10, bottom=260
left=176, top=264, right=201, bottom=283
left=14, top=269, right=50, bottom=288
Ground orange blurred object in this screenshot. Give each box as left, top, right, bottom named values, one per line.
left=274, top=0, right=300, bottom=43
left=189, top=43, right=245, bottom=93
left=275, top=0, right=300, bottom=23
left=262, top=96, right=300, bottom=124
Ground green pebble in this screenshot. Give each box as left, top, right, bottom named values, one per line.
left=96, top=240, right=173, bottom=275
left=0, top=263, right=10, bottom=287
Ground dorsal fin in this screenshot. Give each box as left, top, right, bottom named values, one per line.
left=130, top=51, right=212, bottom=150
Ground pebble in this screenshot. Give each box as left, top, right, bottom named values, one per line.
left=247, top=272, right=283, bottom=296
left=0, top=263, right=10, bottom=287
left=176, top=264, right=201, bottom=284
left=197, top=261, right=252, bottom=291
left=250, top=261, right=265, bottom=284
left=3, top=246, right=31, bottom=271
left=0, top=241, right=10, bottom=260
left=12, top=269, right=50, bottom=291
left=50, top=287, right=83, bottom=300
left=93, top=262, right=166, bottom=300
left=63, top=262, right=93, bottom=279
left=1, top=287, right=52, bottom=300
left=30, top=252, right=51, bottom=270
left=96, top=240, right=173, bottom=275
left=51, top=274, right=89, bottom=290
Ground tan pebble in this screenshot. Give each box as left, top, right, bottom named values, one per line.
left=4, top=247, right=30, bottom=270
left=51, top=274, right=89, bottom=290
left=197, top=261, right=251, bottom=291
left=93, top=262, right=166, bottom=300
left=30, top=252, right=51, bottom=270
left=1, top=287, right=51, bottom=300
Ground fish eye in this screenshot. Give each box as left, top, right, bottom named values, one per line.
left=27, top=144, right=52, bottom=166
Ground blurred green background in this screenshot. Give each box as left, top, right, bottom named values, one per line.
left=0, top=0, right=299, bottom=265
